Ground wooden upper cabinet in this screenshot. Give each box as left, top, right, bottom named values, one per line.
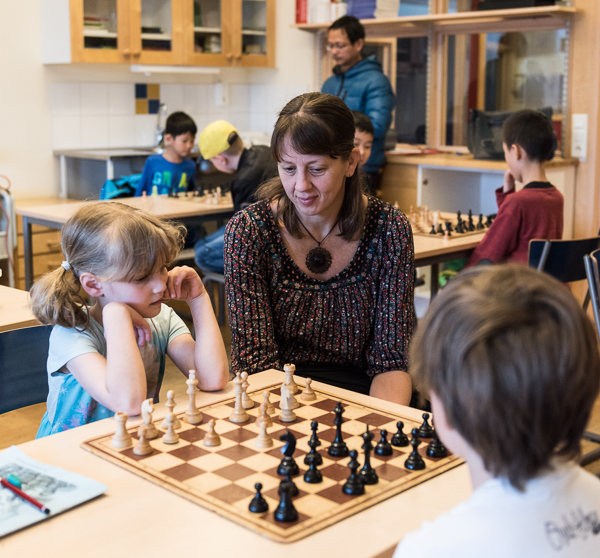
left=41, top=0, right=275, bottom=67
left=183, top=0, right=275, bottom=68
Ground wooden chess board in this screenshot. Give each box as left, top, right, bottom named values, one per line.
left=81, top=384, right=462, bottom=543
left=410, top=215, right=489, bottom=238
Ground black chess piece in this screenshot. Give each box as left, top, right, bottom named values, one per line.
left=467, top=209, right=475, bottom=231
left=405, top=428, right=426, bottom=471
left=304, top=421, right=323, bottom=466
left=277, top=430, right=299, bottom=476
left=328, top=402, right=349, bottom=457
left=248, top=482, right=269, bottom=513
left=358, top=425, right=378, bottom=485
left=274, top=482, right=298, bottom=522
left=427, top=428, right=448, bottom=458
left=437, top=223, right=444, bottom=234
left=303, top=453, right=323, bottom=484
left=444, top=222, right=452, bottom=237
left=430, top=224, right=437, bottom=235
left=391, top=421, right=409, bottom=447
left=419, top=413, right=434, bottom=438
left=342, top=449, right=365, bottom=495
left=280, top=472, right=299, bottom=497
left=374, top=429, right=393, bottom=456
left=477, top=213, right=484, bottom=230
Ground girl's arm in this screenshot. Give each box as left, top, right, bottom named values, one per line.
left=65, top=302, right=150, bottom=415
left=165, top=266, right=229, bottom=391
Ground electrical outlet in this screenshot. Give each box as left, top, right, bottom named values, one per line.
left=214, top=83, right=229, bottom=107
left=571, top=113, right=588, bottom=162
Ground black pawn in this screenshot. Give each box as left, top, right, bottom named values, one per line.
left=328, top=402, right=349, bottom=457
left=391, top=421, right=409, bottom=447
left=358, top=425, right=378, bottom=485
left=374, top=429, right=393, bottom=456
left=274, top=482, right=298, bottom=523
left=304, top=421, right=323, bottom=466
left=342, top=449, right=365, bottom=495
left=437, top=223, right=444, bottom=235
left=405, top=428, right=426, bottom=471
left=419, top=413, right=434, bottom=438
left=279, top=472, right=299, bottom=497
left=427, top=429, right=448, bottom=458
left=477, top=213, right=484, bottom=230
left=248, top=482, right=269, bottom=513
left=430, top=224, right=437, bottom=235
left=444, top=222, right=452, bottom=237
left=303, top=454, right=323, bottom=484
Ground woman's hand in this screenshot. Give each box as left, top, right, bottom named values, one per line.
left=164, top=266, right=206, bottom=304
left=103, top=302, right=151, bottom=347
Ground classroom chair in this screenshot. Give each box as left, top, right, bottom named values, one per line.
left=202, top=271, right=227, bottom=326
left=529, top=238, right=600, bottom=469
left=0, top=324, right=51, bottom=415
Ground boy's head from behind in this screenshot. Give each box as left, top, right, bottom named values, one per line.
left=352, top=111, right=374, bottom=168
left=163, top=112, right=197, bottom=160
left=198, top=120, right=244, bottom=174
left=410, top=265, right=600, bottom=490
left=502, top=109, right=555, bottom=164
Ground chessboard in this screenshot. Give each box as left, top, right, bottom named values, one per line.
left=408, top=208, right=494, bottom=238
left=81, top=382, right=462, bottom=544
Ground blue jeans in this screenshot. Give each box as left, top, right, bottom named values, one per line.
left=194, top=225, right=225, bottom=274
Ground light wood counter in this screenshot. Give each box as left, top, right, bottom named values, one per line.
left=0, top=285, right=39, bottom=333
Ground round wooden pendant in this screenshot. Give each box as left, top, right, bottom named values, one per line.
left=305, top=246, right=332, bottom=274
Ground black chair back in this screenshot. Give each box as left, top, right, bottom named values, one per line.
left=585, top=248, right=600, bottom=339
left=0, top=325, right=51, bottom=415
left=528, top=237, right=600, bottom=283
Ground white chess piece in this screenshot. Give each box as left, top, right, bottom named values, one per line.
left=284, top=363, right=299, bottom=394
left=229, top=372, right=249, bottom=423
left=241, top=371, right=254, bottom=409
left=300, top=378, right=317, bottom=402
left=112, top=412, right=132, bottom=449
left=161, top=390, right=182, bottom=430
left=186, top=370, right=203, bottom=425
left=279, top=384, right=296, bottom=423
left=141, top=399, right=158, bottom=439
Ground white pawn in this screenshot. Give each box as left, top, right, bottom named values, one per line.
left=279, top=384, right=297, bottom=423
left=284, top=363, right=299, bottom=394
left=185, top=370, right=202, bottom=425
left=141, top=399, right=158, bottom=439
left=229, top=372, right=249, bottom=423
left=255, top=420, right=273, bottom=449
left=263, top=390, right=275, bottom=415
left=241, top=371, right=254, bottom=410
left=300, top=378, right=317, bottom=402
left=133, top=424, right=153, bottom=456
left=112, top=412, right=133, bottom=449
left=161, top=390, right=182, bottom=430
left=162, top=412, right=180, bottom=444
left=203, top=419, right=221, bottom=447
left=255, top=402, right=273, bottom=429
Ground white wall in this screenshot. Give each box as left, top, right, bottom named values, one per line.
left=0, top=0, right=315, bottom=199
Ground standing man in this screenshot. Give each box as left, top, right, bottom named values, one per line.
left=321, top=16, right=395, bottom=195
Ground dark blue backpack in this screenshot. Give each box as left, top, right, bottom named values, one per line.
left=99, top=174, right=142, bottom=199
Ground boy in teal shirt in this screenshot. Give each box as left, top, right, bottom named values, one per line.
left=136, top=112, right=197, bottom=196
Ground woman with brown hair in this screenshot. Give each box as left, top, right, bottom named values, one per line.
left=224, top=92, right=414, bottom=404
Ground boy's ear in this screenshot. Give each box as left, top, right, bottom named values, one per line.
left=80, top=272, right=104, bottom=298
left=163, top=133, right=174, bottom=145
left=512, top=143, right=523, bottom=160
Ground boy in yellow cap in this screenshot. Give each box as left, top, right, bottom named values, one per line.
left=194, top=120, right=277, bottom=273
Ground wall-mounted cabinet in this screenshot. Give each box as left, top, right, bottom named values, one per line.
left=41, top=0, right=275, bottom=68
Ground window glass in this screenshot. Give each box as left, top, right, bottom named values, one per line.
left=445, top=29, right=567, bottom=147
left=83, top=0, right=118, bottom=50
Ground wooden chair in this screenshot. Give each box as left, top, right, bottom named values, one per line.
left=0, top=325, right=51, bottom=415
left=529, top=238, right=600, bottom=469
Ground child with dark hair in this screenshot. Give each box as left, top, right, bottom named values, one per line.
left=352, top=111, right=374, bottom=169
left=394, top=264, right=600, bottom=557
left=467, top=109, right=563, bottom=265
left=135, top=111, right=197, bottom=197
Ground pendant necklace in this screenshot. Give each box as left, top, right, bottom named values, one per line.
left=298, top=217, right=340, bottom=274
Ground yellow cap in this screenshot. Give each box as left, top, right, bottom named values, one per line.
left=198, top=120, right=238, bottom=160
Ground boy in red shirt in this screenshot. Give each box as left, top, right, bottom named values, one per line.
left=467, top=110, right=563, bottom=266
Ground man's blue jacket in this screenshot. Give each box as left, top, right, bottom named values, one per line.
left=322, top=55, right=395, bottom=174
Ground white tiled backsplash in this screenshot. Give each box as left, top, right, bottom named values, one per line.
left=48, top=82, right=309, bottom=150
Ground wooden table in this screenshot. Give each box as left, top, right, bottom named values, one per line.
left=0, top=285, right=39, bottom=333
left=16, top=196, right=234, bottom=290
left=0, top=370, right=471, bottom=557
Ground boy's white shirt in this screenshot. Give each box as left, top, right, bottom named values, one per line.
left=393, top=462, right=600, bottom=558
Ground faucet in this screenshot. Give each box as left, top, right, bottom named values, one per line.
left=155, top=102, right=168, bottom=153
